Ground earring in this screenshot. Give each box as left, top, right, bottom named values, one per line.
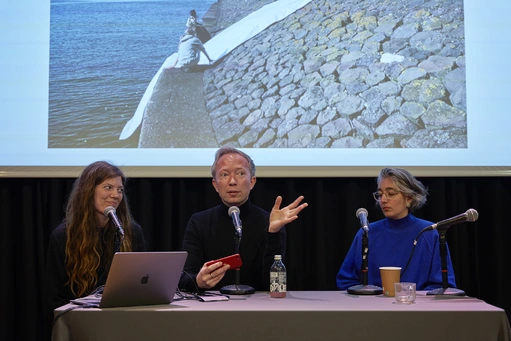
left=406, top=203, right=410, bottom=208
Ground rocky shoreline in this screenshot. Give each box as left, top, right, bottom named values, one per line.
left=201, top=0, right=466, bottom=148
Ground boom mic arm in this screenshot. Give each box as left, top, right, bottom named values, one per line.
left=425, top=209, right=479, bottom=231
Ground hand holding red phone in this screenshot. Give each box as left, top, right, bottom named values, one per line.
left=205, top=253, right=243, bottom=270
left=196, top=254, right=243, bottom=289
left=196, top=261, right=227, bottom=289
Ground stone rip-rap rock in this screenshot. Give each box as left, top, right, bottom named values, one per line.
left=203, top=0, right=466, bottom=148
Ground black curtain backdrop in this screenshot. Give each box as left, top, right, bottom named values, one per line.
left=1, top=175, right=510, bottom=340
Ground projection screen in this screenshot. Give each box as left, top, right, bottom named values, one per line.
left=1, top=0, right=510, bottom=177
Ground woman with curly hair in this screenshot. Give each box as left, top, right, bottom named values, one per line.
left=44, top=161, right=146, bottom=334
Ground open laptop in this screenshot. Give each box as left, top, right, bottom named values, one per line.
left=71, top=251, right=187, bottom=308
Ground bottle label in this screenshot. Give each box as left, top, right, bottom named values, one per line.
left=270, top=271, right=286, bottom=293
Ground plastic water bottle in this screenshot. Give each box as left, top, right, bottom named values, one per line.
left=270, top=254, right=286, bottom=298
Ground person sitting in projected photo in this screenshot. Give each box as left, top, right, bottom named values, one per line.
left=178, top=146, right=308, bottom=292
left=186, top=9, right=211, bottom=43
left=186, top=9, right=199, bottom=28
left=43, top=161, right=146, bottom=337
left=336, top=167, right=456, bottom=291
left=169, top=26, right=213, bottom=71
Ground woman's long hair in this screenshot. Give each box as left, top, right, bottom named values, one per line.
left=65, top=161, right=134, bottom=297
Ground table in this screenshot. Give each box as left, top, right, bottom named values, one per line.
left=52, top=291, right=511, bottom=341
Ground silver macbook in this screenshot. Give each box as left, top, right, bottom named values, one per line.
left=72, top=251, right=187, bottom=308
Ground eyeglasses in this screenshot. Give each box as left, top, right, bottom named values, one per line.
left=373, top=190, right=401, bottom=201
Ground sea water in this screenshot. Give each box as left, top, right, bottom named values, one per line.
left=48, top=0, right=215, bottom=148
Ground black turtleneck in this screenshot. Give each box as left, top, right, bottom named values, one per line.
left=179, top=199, right=286, bottom=291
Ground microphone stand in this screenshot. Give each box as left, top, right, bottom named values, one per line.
left=347, top=228, right=382, bottom=295
left=220, top=231, right=255, bottom=295
left=427, top=229, right=465, bottom=296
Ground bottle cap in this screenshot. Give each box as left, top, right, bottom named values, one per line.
left=274, top=255, right=282, bottom=260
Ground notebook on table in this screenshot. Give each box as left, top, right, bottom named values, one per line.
left=71, top=251, right=187, bottom=308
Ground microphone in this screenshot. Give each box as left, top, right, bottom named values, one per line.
left=356, top=208, right=369, bottom=232
left=347, top=207, right=382, bottom=295
left=221, top=206, right=255, bottom=295
left=103, top=206, right=124, bottom=238
left=228, top=206, right=242, bottom=238
left=425, top=209, right=479, bottom=231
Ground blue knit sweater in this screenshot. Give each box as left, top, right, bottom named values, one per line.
left=337, top=214, right=456, bottom=291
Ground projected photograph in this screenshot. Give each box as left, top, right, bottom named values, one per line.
left=48, top=0, right=467, bottom=149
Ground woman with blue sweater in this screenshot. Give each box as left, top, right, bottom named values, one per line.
left=337, top=167, right=456, bottom=291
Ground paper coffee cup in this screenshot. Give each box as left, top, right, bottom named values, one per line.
left=379, top=266, right=401, bottom=297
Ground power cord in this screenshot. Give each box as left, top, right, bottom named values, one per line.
left=174, top=271, right=204, bottom=301
left=175, top=271, right=229, bottom=301
left=402, top=227, right=430, bottom=276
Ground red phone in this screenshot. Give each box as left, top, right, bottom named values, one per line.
left=205, top=253, right=242, bottom=269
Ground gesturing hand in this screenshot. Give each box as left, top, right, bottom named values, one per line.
left=269, top=195, right=308, bottom=233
